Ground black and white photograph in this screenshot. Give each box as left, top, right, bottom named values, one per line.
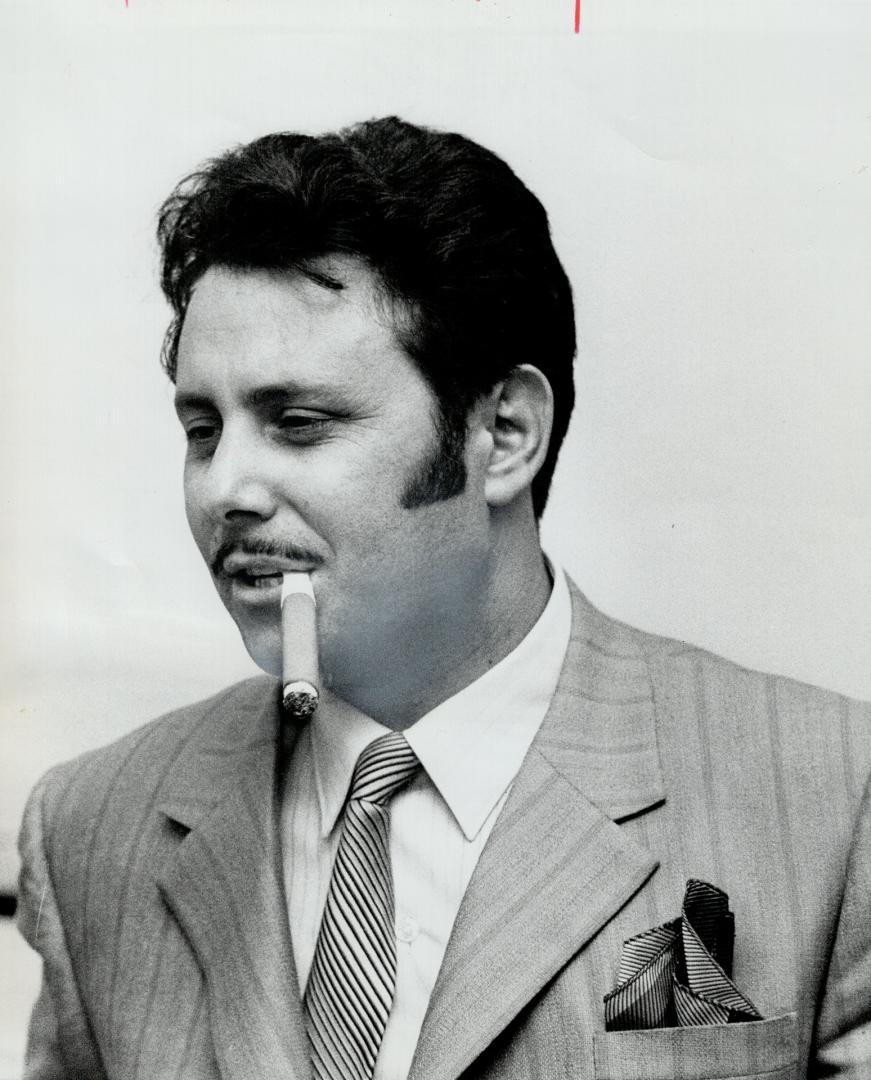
left=1, top=2, right=870, bottom=1077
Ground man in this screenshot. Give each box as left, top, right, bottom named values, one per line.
left=16, top=117, right=871, bottom=1079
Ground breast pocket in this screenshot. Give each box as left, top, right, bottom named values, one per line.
left=591, top=1012, right=798, bottom=1080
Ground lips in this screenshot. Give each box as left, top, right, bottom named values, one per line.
left=222, top=553, right=315, bottom=577
left=232, top=570, right=283, bottom=589
left=220, top=553, right=316, bottom=603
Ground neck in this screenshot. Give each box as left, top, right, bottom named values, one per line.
left=342, top=534, right=552, bottom=732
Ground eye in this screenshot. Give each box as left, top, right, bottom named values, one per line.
left=182, top=417, right=221, bottom=453
left=186, top=419, right=220, bottom=440
left=273, top=411, right=331, bottom=442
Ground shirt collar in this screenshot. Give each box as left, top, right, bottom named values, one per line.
left=310, top=562, right=572, bottom=841
left=310, top=694, right=389, bottom=839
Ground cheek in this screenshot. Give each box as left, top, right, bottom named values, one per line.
left=182, top=471, right=210, bottom=550
left=289, top=444, right=411, bottom=536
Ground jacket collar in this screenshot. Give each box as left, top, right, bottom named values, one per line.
left=155, top=676, right=286, bottom=830
left=534, top=579, right=666, bottom=820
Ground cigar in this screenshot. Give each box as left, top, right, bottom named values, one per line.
left=281, top=572, right=320, bottom=719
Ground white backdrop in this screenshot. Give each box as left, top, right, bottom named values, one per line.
left=2, top=0, right=870, bottom=902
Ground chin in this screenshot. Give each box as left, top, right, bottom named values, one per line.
left=240, top=628, right=282, bottom=679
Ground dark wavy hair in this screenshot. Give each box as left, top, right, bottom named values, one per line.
left=157, top=116, right=576, bottom=517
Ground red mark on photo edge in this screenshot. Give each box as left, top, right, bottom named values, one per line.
left=574, top=0, right=581, bottom=32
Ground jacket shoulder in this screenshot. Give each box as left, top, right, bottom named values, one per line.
left=568, top=582, right=871, bottom=791
left=23, top=675, right=278, bottom=838
left=604, top=603, right=871, bottom=793
left=635, top=620, right=869, bottom=730
left=578, top=585, right=869, bottom=712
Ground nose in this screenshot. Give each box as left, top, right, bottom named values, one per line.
left=193, top=422, right=277, bottom=523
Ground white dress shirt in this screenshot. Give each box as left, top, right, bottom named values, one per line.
left=280, top=565, right=571, bottom=1080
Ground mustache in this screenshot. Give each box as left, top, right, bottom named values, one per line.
left=210, top=537, right=324, bottom=576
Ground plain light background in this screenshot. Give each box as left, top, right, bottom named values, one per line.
left=1, top=0, right=870, bottom=1069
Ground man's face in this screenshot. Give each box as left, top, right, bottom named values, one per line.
left=174, top=262, right=494, bottom=716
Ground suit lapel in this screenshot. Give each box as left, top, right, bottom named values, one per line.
left=410, top=583, right=666, bottom=1080
left=156, top=681, right=311, bottom=1080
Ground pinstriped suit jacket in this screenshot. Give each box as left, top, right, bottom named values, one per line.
left=17, top=582, right=871, bottom=1080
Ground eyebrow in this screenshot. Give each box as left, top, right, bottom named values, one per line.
left=173, top=391, right=213, bottom=415
left=174, top=381, right=345, bottom=415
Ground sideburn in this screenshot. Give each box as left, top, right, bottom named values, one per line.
left=399, top=405, right=469, bottom=509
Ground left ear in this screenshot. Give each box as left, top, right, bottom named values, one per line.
left=479, top=365, right=554, bottom=508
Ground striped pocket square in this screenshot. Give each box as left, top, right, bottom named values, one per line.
left=603, top=879, right=763, bottom=1031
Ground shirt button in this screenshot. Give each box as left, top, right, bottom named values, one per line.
left=396, top=914, right=419, bottom=943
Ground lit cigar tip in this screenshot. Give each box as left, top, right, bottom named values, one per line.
left=282, top=680, right=320, bottom=719
left=281, top=571, right=316, bottom=604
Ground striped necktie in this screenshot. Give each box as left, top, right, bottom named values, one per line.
left=305, top=731, right=420, bottom=1080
